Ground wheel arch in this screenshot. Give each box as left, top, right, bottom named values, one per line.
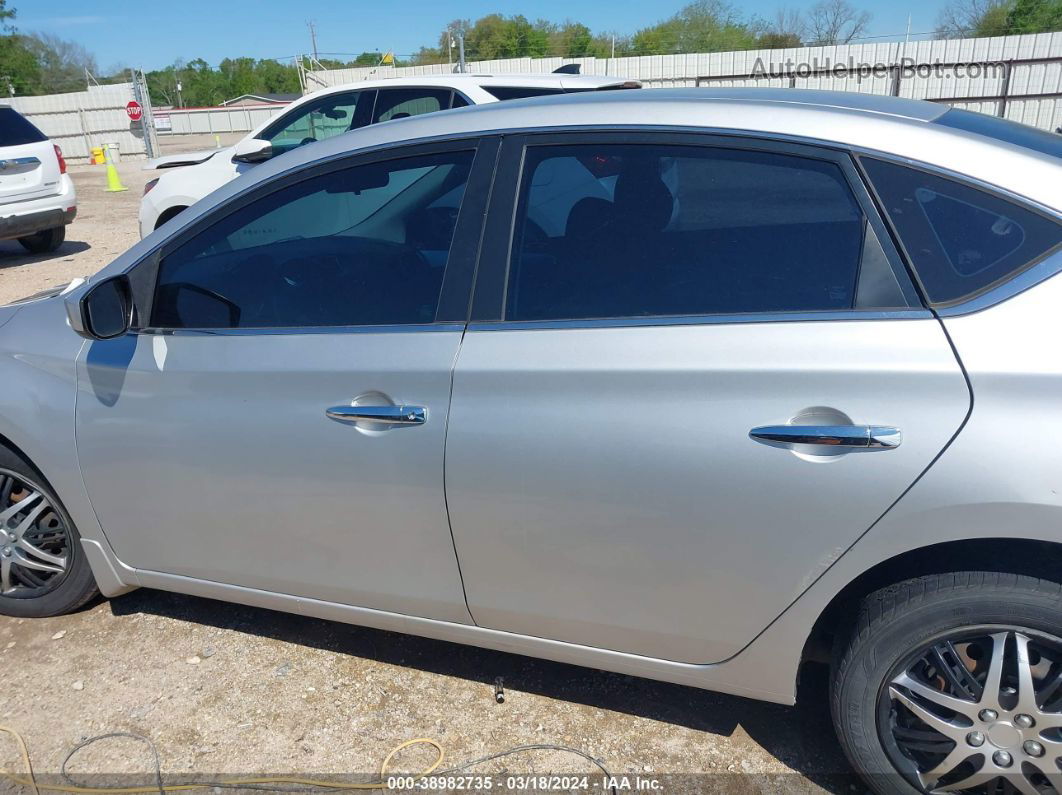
left=799, top=537, right=1062, bottom=674
left=154, top=204, right=188, bottom=229
left=0, top=429, right=46, bottom=482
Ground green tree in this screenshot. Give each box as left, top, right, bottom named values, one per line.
left=550, top=21, right=594, bottom=57
left=255, top=57, right=300, bottom=94
left=24, top=32, right=98, bottom=93
left=936, top=0, right=1018, bottom=36
left=631, top=0, right=760, bottom=55
left=146, top=57, right=303, bottom=107
left=1005, top=0, right=1062, bottom=31
left=757, top=8, right=805, bottom=48
left=0, top=0, right=41, bottom=96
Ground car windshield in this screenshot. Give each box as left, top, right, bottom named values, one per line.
left=934, top=108, right=1062, bottom=159
left=0, top=108, right=47, bottom=147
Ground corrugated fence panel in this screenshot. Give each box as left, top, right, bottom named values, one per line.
left=10, top=84, right=144, bottom=162
left=306, top=32, right=1062, bottom=131
left=155, top=105, right=288, bottom=136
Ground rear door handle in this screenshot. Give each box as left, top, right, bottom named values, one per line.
left=749, top=425, right=901, bottom=449
left=326, top=405, right=427, bottom=426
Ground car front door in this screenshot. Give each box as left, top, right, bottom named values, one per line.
left=444, top=133, right=971, bottom=662
left=75, top=138, right=495, bottom=622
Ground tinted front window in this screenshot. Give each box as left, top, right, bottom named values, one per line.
left=153, top=151, right=474, bottom=329
left=506, top=143, right=907, bottom=322
left=0, top=108, right=47, bottom=146
left=863, top=158, right=1062, bottom=305
left=934, top=109, right=1062, bottom=159
left=261, top=92, right=367, bottom=156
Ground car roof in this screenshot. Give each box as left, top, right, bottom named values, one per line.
left=114, top=86, right=1058, bottom=287
left=236, top=88, right=1062, bottom=218
left=312, top=72, right=636, bottom=95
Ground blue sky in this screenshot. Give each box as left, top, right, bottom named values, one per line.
left=18, top=0, right=942, bottom=72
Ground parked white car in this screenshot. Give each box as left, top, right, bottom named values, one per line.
left=139, top=72, right=639, bottom=237
left=0, top=105, right=76, bottom=254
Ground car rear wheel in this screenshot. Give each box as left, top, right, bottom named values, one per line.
left=832, top=572, right=1062, bottom=794
left=0, top=446, right=97, bottom=617
left=18, top=225, right=65, bottom=254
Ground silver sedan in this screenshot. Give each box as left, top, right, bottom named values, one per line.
left=1, top=88, right=1060, bottom=795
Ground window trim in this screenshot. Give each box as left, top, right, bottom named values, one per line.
left=138, top=136, right=499, bottom=335
left=469, top=130, right=922, bottom=326
left=854, top=152, right=1062, bottom=313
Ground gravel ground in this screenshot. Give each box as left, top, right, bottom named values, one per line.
left=0, top=149, right=861, bottom=795
left=0, top=161, right=151, bottom=306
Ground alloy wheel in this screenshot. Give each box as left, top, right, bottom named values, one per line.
left=881, top=628, right=1062, bottom=793
left=0, top=470, right=70, bottom=597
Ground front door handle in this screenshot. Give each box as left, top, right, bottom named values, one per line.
left=749, top=425, right=902, bottom=449
left=326, top=405, right=427, bottom=426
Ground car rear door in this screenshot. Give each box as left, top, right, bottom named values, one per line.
left=0, top=108, right=60, bottom=206
left=443, top=132, right=971, bottom=663
left=76, top=138, right=496, bottom=621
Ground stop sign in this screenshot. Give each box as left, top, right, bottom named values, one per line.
left=126, top=101, right=143, bottom=121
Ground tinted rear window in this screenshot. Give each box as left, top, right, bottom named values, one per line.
left=505, top=143, right=910, bottom=322
left=864, top=157, right=1062, bottom=305
left=0, top=108, right=47, bottom=146
left=934, top=109, right=1062, bottom=159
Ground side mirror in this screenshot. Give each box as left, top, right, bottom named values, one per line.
left=67, top=276, right=133, bottom=340
left=232, top=137, right=272, bottom=164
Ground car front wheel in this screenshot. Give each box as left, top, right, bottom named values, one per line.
left=0, top=446, right=97, bottom=617
left=833, top=572, right=1062, bottom=794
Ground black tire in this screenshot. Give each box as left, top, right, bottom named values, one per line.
left=832, top=572, right=1062, bottom=794
left=17, top=225, right=65, bottom=254
left=0, top=445, right=98, bottom=617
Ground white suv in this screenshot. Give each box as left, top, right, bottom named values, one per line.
left=139, top=72, right=639, bottom=237
left=0, top=105, right=77, bottom=254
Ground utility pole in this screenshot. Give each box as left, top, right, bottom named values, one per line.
left=447, top=29, right=454, bottom=70
left=307, top=20, right=319, bottom=62
left=457, top=28, right=466, bottom=74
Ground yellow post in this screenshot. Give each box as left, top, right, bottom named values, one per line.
left=104, top=147, right=127, bottom=192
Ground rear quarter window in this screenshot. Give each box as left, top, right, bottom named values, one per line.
left=0, top=108, right=47, bottom=147
left=862, top=157, right=1062, bottom=306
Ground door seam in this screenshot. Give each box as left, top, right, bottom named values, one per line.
left=440, top=139, right=503, bottom=627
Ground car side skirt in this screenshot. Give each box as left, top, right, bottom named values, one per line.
left=120, top=564, right=794, bottom=704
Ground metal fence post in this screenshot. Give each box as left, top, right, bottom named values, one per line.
left=998, top=61, right=1013, bottom=118
left=129, top=70, right=157, bottom=159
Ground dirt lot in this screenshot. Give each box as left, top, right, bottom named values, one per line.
left=0, top=162, right=151, bottom=305
left=0, top=154, right=859, bottom=794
